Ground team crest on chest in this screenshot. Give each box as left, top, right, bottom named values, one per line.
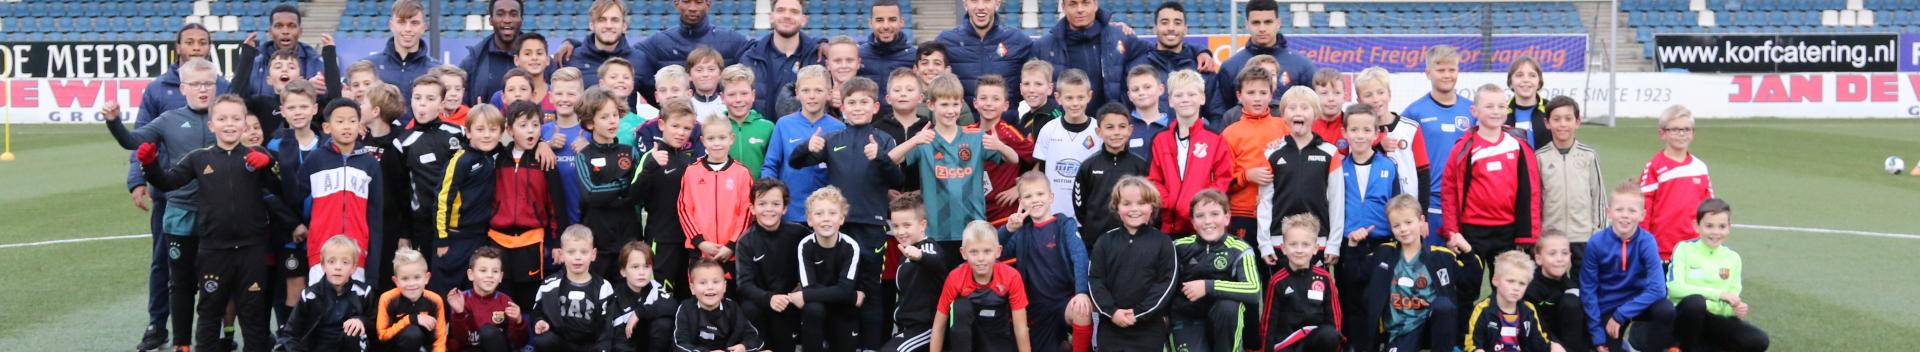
left=957, top=145, right=973, bottom=162
left=618, top=156, right=632, bottom=169
left=997, top=43, right=1007, bottom=57
left=1193, top=143, right=1208, bottom=158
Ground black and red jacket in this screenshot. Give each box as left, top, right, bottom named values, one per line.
left=489, top=147, right=564, bottom=248
left=1440, top=127, right=1541, bottom=245
left=1262, top=265, right=1343, bottom=351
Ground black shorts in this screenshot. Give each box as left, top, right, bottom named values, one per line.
left=498, top=240, right=546, bottom=285
left=280, top=242, right=308, bottom=276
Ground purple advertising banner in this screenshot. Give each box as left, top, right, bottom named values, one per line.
left=1900, top=33, right=1920, bottom=71
left=1186, top=34, right=1587, bottom=72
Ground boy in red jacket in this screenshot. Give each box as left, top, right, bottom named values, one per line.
left=1440, top=83, right=1542, bottom=305
left=1639, top=105, right=1712, bottom=261
left=1148, top=69, right=1234, bottom=234
left=491, top=101, right=565, bottom=309
left=446, top=246, right=527, bottom=352
left=680, top=114, right=754, bottom=269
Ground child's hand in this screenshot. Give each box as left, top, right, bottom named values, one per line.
left=1596, top=346, right=1610, bottom=352
left=652, top=149, right=670, bottom=166
left=1346, top=226, right=1372, bottom=246
left=505, top=301, right=522, bottom=322
left=1248, top=167, right=1274, bottom=185
left=624, top=312, right=639, bottom=338
left=102, top=100, right=124, bottom=122
left=1066, top=294, right=1093, bottom=322
left=437, top=246, right=450, bottom=257
left=319, top=34, right=334, bottom=47
left=398, top=238, right=412, bottom=251
left=897, top=242, right=923, bottom=261
left=1720, top=292, right=1743, bottom=307
left=993, top=188, right=1019, bottom=208
left=1550, top=342, right=1567, bottom=352
left=856, top=291, right=866, bottom=307
left=1113, top=309, right=1136, bottom=327
left=242, top=32, right=259, bottom=48
left=1263, top=253, right=1280, bottom=266
left=292, top=225, right=308, bottom=245
left=1381, top=136, right=1402, bottom=152
left=548, top=133, right=567, bottom=150
left=1322, top=253, right=1340, bottom=266
left=769, top=294, right=791, bottom=312
left=865, top=135, right=880, bottom=160
left=730, top=344, right=750, bottom=352
left=534, top=320, right=550, bottom=334
left=1734, top=302, right=1750, bottom=319
left=535, top=145, right=557, bottom=170
left=447, top=289, right=466, bottom=314
left=1604, top=318, right=1621, bottom=338
left=982, top=133, right=1008, bottom=153
left=417, top=313, right=436, bottom=330
left=789, top=291, right=807, bottom=309
left=1447, top=234, right=1473, bottom=253
left=1004, top=208, right=1028, bottom=231
left=807, top=127, right=827, bottom=152
left=572, top=139, right=589, bottom=153
left=910, top=125, right=936, bottom=146
left=1181, top=280, right=1207, bottom=301
left=342, top=319, right=365, bottom=336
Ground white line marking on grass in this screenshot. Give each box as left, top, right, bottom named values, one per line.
left=1736, top=224, right=1920, bottom=240
left=0, top=234, right=147, bottom=249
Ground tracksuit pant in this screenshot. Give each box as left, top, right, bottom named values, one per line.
left=168, top=234, right=199, bottom=347
left=1026, top=299, right=1069, bottom=352
left=1675, top=295, right=1771, bottom=352
left=1542, top=293, right=1592, bottom=352
left=655, top=238, right=690, bottom=298
left=1601, top=299, right=1676, bottom=351
left=146, top=197, right=171, bottom=331
left=844, top=222, right=891, bottom=350
left=880, top=326, right=933, bottom=352
left=800, top=303, right=859, bottom=352
left=744, top=300, right=801, bottom=352
left=1384, top=298, right=1460, bottom=352
left=429, top=238, right=481, bottom=293
left=1268, top=325, right=1339, bottom=352
left=1169, top=300, right=1247, bottom=352
left=194, top=245, right=270, bottom=352
left=945, top=289, right=1017, bottom=352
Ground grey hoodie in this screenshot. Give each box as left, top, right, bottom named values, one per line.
left=109, top=106, right=214, bottom=211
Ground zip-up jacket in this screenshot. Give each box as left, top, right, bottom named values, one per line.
left=1667, top=239, right=1743, bottom=317
left=400, top=119, right=468, bottom=244
left=858, top=33, right=917, bottom=111
left=1339, top=149, right=1410, bottom=240
left=577, top=141, right=643, bottom=249
left=672, top=299, right=764, bottom=352
left=1506, top=97, right=1550, bottom=149
left=998, top=216, right=1091, bottom=304
left=1172, top=235, right=1262, bottom=308
left=125, top=68, right=229, bottom=192
left=1467, top=298, right=1553, bottom=352
left=373, top=37, right=441, bottom=99
left=368, top=131, right=416, bottom=255
left=634, top=143, right=701, bottom=246
left=446, top=289, right=526, bottom=352
left=144, top=144, right=282, bottom=248
left=1537, top=141, right=1606, bottom=243
left=1345, top=242, right=1464, bottom=350
left=1441, top=128, right=1542, bottom=245
left=762, top=113, right=845, bottom=222
left=246, top=42, right=325, bottom=97
left=490, top=148, right=564, bottom=248
left=294, top=142, right=386, bottom=267
left=435, top=146, right=499, bottom=241
left=788, top=124, right=904, bottom=225
left=935, top=19, right=1034, bottom=102
left=535, top=275, right=619, bottom=350
left=1088, top=227, right=1178, bottom=321
left=727, top=111, right=776, bottom=179
left=112, top=106, right=214, bottom=211
left=1380, top=111, right=1433, bottom=210
left=611, top=281, right=677, bottom=352
left=797, top=233, right=863, bottom=306
left=233, top=43, right=342, bottom=134
left=633, top=20, right=751, bottom=93
left=375, top=289, right=448, bottom=350
left=1220, top=109, right=1289, bottom=219
left=1072, top=148, right=1149, bottom=242
left=1524, top=268, right=1580, bottom=336
left=742, top=32, right=823, bottom=116
left=679, top=159, right=753, bottom=249
left=563, top=34, right=647, bottom=89
left=734, top=222, right=810, bottom=306
left=1257, top=135, right=1345, bottom=258
left=1017, top=100, right=1061, bottom=139
left=1403, top=94, right=1474, bottom=210
left=1031, top=10, right=1147, bottom=106
left=1209, top=35, right=1315, bottom=119
left=458, top=35, right=526, bottom=104
left=1261, top=265, right=1343, bottom=350
left=893, top=238, right=957, bottom=331
left=1148, top=125, right=1234, bottom=234
left=1638, top=152, right=1714, bottom=260
left=285, top=279, right=371, bottom=352
left=1580, top=227, right=1666, bottom=347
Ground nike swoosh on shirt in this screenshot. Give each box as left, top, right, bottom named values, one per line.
left=833, top=146, right=847, bottom=152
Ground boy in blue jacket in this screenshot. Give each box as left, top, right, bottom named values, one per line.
left=998, top=172, right=1092, bottom=352
left=763, top=65, right=846, bottom=223
left=1581, top=181, right=1675, bottom=352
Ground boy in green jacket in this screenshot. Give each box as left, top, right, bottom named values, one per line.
left=1668, top=198, right=1769, bottom=352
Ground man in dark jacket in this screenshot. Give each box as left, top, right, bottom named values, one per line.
left=1126, top=2, right=1219, bottom=110
left=372, top=1, right=439, bottom=99
left=858, top=0, right=916, bottom=112
left=742, top=0, right=823, bottom=117
left=556, top=0, right=648, bottom=89
left=459, top=0, right=527, bottom=105
left=247, top=5, right=325, bottom=98
left=635, top=0, right=752, bottom=100
left=1032, top=4, right=1147, bottom=108
left=1210, top=0, right=1316, bottom=120
left=937, top=0, right=1033, bottom=121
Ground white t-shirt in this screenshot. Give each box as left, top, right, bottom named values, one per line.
left=1033, top=117, right=1101, bottom=217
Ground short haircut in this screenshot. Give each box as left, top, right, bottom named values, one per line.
left=430, top=64, right=467, bottom=82
left=560, top=224, right=594, bottom=245
left=365, top=84, right=405, bottom=123
left=1236, top=63, right=1274, bottom=91
left=589, top=0, right=629, bottom=21
left=174, top=23, right=210, bottom=47
left=888, top=192, right=927, bottom=219
left=392, top=246, right=426, bottom=268
left=392, top=0, right=425, bottom=19
left=887, top=67, right=921, bottom=87
left=701, top=114, right=732, bottom=134
left=1095, top=102, right=1130, bottom=123
left=1354, top=66, right=1391, bottom=92
left=1126, top=65, right=1163, bottom=84
left=269, top=49, right=302, bottom=65
left=1017, top=170, right=1051, bottom=191
left=660, top=98, right=697, bottom=122
left=1659, top=104, right=1693, bottom=127
left=411, top=74, right=444, bottom=95
left=1166, top=69, right=1204, bottom=95
left=872, top=0, right=902, bottom=10
left=1281, top=213, right=1320, bottom=239
left=1536, top=229, right=1569, bottom=254
left=806, top=185, right=851, bottom=213
left=1545, top=96, right=1581, bottom=120
left=687, top=46, right=724, bottom=69
left=1246, top=0, right=1280, bottom=16
left=752, top=178, right=790, bottom=205
left=1493, top=250, right=1536, bottom=279
left=841, top=76, right=880, bottom=100
left=321, top=98, right=361, bottom=123
left=655, top=65, right=690, bottom=87
left=597, top=57, right=633, bottom=78
left=1107, top=176, right=1161, bottom=214
left=576, top=86, right=628, bottom=126
left=927, top=74, right=964, bottom=102
left=470, top=246, right=504, bottom=267
left=1426, top=45, right=1461, bottom=67
left=465, top=103, right=505, bottom=130
left=796, top=65, right=829, bottom=86
left=1696, top=198, right=1732, bottom=223
left=1386, top=194, right=1423, bottom=219
left=916, top=41, right=949, bottom=63
left=551, top=67, right=584, bottom=85
left=1021, top=59, right=1056, bottom=80
left=213, top=94, right=248, bottom=110
left=1189, top=189, right=1229, bottom=217
left=346, top=60, right=378, bottom=80
left=505, top=100, right=545, bottom=127
left=1475, top=83, right=1506, bottom=101
left=181, top=58, right=218, bottom=76
left=489, top=0, right=525, bottom=12
left=690, top=258, right=725, bottom=276
left=962, top=220, right=999, bottom=246
left=1508, top=56, right=1544, bottom=88
left=618, top=240, right=654, bottom=268
left=1343, top=103, right=1377, bottom=126
left=503, top=68, right=537, bottom=88
left=514, top=32, right=547, bottom=54
left=270, top=4, right=303, bottom=22
left=721, top=64, right=757, bottom=87
left=1156, top=1, right=1186, bottom=21
left=975, top=74, right=1007, bottom=96
left=319, top=235, right=362, bottom=260
left=1611, top=178, right=1644, bottom=201
left=1056, top=69, right=1091, bottom=90
left=1278, top=85, right=1322, bottom=118
left=279, top=79, right=318, bottom=101
left=1312, top=68, right=1343, bottom=89
left=827, top=35, right=860, bottom=51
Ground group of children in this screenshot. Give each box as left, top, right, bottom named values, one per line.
left=111, top=20, right=1771, bottom=352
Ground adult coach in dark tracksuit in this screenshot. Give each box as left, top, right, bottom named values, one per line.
left=742, top=0, right=824, bottom=119
left=634, top=0, right=752, bottom=101
left=1210, top=0, right=1316, bottom=121
left=370, top=1, right=439, bottom=100
left=1032, top=5, right=1148, bottom=108
left=858, top=0, right=916, bottom=112
left=458, top=0, right=528, bottom=105
left=937, top=0, right=1033, bottom=122
left=552, top=0, right=648, bottom=89
left=1126, top=2, right=1220, bottom=109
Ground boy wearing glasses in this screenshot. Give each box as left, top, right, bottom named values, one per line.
left=1638, top=105, right=1713, bottom=261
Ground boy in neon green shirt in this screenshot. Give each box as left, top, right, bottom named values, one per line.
left=1668, top=198, right=1769, bottom=352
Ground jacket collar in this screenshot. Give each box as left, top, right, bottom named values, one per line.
left=865, top=32, right=914, bottom=55
left=676, top=19, right=715, bottom=39
left=580, top=33, right=634, bottom=57
left=1049, top=10, right=1113, bottom=43
left=383, top=38, right=431, bottom=65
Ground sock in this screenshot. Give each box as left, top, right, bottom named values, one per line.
left=1071, top=323, right=1093, bottom=352
left=221, top=325, right=235, bottom=339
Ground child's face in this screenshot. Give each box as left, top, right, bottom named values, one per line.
left=515, top=39, right=550, bottom=74
left=842, top=91, right=878, bottom=125
left=690, top=266, right=727, bottom=307
left=326, top=108, right=364, bottom=145
left=603, top=66, right=635, bottom=98
left=1494, top=269, right=1531, bottom=306
left=511, top=117, right=541, bottom=148
left=659, top=116, right=694, bottom=148
left=1344, top=113, right=1378, bottom=148
left=1472, top=90, right=1508, bottom=130
left=1315, top=84, right=1344, bottom=119
left=393, top=262, right=429, bottom=298
left=973, top=86, right=1008, bottom=121
left=561, top=238, right=596, bottom=274
left=268, top=57, right=301, bottom=90
left=469, top=257, right=504, bottom=294
left=411, top=86, right=445, bottom=122
left=807, top=200, right=846, bottom=237
left=796, top=77, right=830, bottom=115
left=1511, top=66, right=1542, bottom=98
left=1608, top=193, right=1645, bottom=235
left=1426, top=60, right=1460, bottom=92
left=1056, top=84, right=1092, bottom=119
left=1097, top=113, right=1132, bottom=151
left=1017, top=180, right=1053, bottom=218
left=1282, top=99, right=1314, bottom=135
left=1534, top=236, right=1571, bottom=278
left=752, top=190, right=788, bottom=229
left=656, top=80, right=691, bottom=105
left=620, top=250, right=655, bottom=288
left=1696, top=212, right=1731, bottom=248
left=1191, top=201, right=1229, bottom=241
left=887, top=77, right=923, bottom=113
left=551, top=80, right=583, bottom=116
left=1169, top=85, right=1203, bottom=118
left=210, top=103, right=248, bottom=145
left=690, top=62, right=721, bottom=93
left=320, top=250, right=357, bottom=286
left=888, top=210, right=927, bottom=243
left=961, top=240, right=1000, bottom=277
left=826, top=44, right=861, bottom=83
left=1388, top=208, right=1427, bottom=245
left=930, top=96, right=965, bottom=127
left=441, top=74, right=468, bottom=112
left=282, top=94, right=317, bottom=129
left=588, top=102, right=621, bottom=141
left=1547, top=105, right=1580, bottom=143
left=1115, top=186, right=1155, bottom=230
left=468, top=121, right=504, bottom=151
left=504, top=77, right=534, bottom=105
left=914, top=52, right=948, bottom=83
left=1020, top=71, right=1052, bottom=105
left=1281, top=228, right=1318, bottom=268
left=1357, top=83, right=1391, bottom=113
left=348, top=72, right=378, bottom=102
left=722, top=81, right=756, bottom=119
left=702, top=126, right=734, bottom=157
left=244, top=115, right=265, bottom=147
left=1126, top=75, right=1163, bottom=110
left=1238, top=83, right=1272, bottom=115
left=1660, top=115, right=1694, bottom=150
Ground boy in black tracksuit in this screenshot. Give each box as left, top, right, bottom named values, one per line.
left=284, top=238, right=372, bottom=352
left=138, top=97, right=283, bottom=352
left=610, top=260, right=677, bottom=352
left=533, top=230, right=621, bottom=352
left=675, top=261, right=765, bottom=352
left=796, top=188, right=864, bottom=352
left=399, top=99, right=468, bottom=260
left=1088, top=224, right=1178, bottom=351
left=429, top=115, right=502, bottom=294
left=880, top=195, right=955, bottom=352
left=787, top=79, right=904, bottom=349
left=1266, top=214, right=1343, bottom=352
left=1072, top=106, right=1150, bottom=246
left=629, top=111, right=701, bottom=297
left=1523, top=232, right=1587, bottom=352
left=734, top=179, right=809, bottom=352
left=576, top=136, right=642, bottom=276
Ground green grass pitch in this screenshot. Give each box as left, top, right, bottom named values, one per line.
left=0, top=119, right=1915, bottom=350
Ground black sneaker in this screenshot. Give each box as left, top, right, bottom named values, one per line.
left=136, top=325, right=167, bottom=352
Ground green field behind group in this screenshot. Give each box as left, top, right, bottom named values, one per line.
left=1, top=119, right=1915, bottom=350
